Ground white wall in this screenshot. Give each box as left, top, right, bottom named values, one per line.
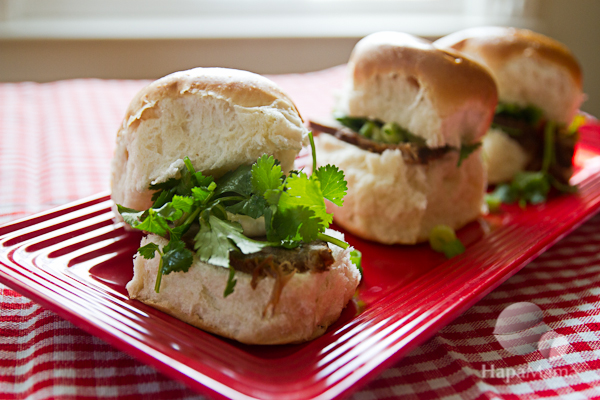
left=0, top=0, right=598, bottom=115
left=537, top=0, right=600, bottom=118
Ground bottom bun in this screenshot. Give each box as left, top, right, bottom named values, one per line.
left=126, top=230, right=360, bottom=345
left=483, top=128, right=530, bottom=184
left=315, top=134, right=486, bottom=244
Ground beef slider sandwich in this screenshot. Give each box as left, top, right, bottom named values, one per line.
left=111, top=67, right=361, bottom=345
left=434, top=27, right=584, bottom=185
left=313, top=31, right=497, bottom=245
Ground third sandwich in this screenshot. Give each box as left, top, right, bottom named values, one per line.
left=435, top=27, right=584, bottom=185
left=315, top=31, right=498, bottom=245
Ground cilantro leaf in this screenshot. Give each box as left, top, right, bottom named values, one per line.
left=224, top=267, right=237, bottom=297
left=251, top=155, right=283, bottom=195
left=225, top=194, right=268, bottom=219
left=149, top=178, right=179, bottom=193
left=314, top=165, right=347, bottom=206
left=117, top=205, right=146, bottom=228
left=264, top=188, right=282, bottom=206
left=486, top=171, right=551, bottom=209
left=161, top=239, right=194, bottom=275
left=194, top=216, right=236, bottom=268
left=297, top=211, right=322, bottom=243
left=126, top=208, right=170, bottom=236
left=213, top=165, right=253, bottom=197
left=171, top=195, right=194, bottom=214
left=192, top=182, right=217, bottom=205
left=208, top=216, right=273, bottom=254
left=513, top=171, right=550, bottom=205
left=272, top=206, right=321, bottom=243
left=457, top=142, right=481, bottom=167
left=138, top=243, right=160, bottom=259
left=279, top=172, right=332, bottom=228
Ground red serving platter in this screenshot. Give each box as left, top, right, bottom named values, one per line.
left=1, top=123, right=600, bottom=399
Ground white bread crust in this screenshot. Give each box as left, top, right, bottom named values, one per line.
left=434, top=27, right=584, bottom=125
left=111, top=67, right=308, bottom=212
left=315, top=134, right=485, bottom=244
left=339, top=31, right=497, bottom=149
left=483, top=128, right=530, bottom=184
left=126, top=232, right=360, bottom=345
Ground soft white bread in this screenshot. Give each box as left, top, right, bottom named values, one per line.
left=126, top=231, right=360, bottom=345
left=434, top=27, right=584, bottom=125
left=338, top=31, right=498, bottom=149
left=482, top=128, right=530, bottom=184
left=316, top=134, right=486, bottom=244
left=111, top=67, right=308, bottom=212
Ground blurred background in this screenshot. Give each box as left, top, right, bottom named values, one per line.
left=1, top=0, right=598, bottom=116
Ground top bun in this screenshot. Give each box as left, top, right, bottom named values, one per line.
left=434, top=27, right=584, bottom=124
left=338, top=31, right=498, bottom=149
left=111, top=67, right=308, bottom=211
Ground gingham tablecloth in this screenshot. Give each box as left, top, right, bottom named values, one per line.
left=2, top=67, right=600, bottom=400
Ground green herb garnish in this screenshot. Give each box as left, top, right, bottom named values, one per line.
left=490, top=103, right=544, bottom=137
left=336, top=114, right=480, bottom=166
left=485, top=120, right=576, bottom=209
left=429, top=225, right=465, bottom=259
left=458, top=142, right=481, bottom=167
left=496, top=103, right=544, bottom=126
left=350, top=249, right=363, bottom=277
left=119, top=133, right=354, bottom=296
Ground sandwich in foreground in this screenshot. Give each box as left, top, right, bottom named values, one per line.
left=435, top=27, right=584, bottom=198
left=312, top=31, right=497, bottom=244
left=111, top=67, right=361, bottom=345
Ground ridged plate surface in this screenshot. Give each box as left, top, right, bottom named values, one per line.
left=1, top=128, right=600, bottom=400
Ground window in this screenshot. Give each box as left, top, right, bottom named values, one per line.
left=0, top=0, right=542, bottom=39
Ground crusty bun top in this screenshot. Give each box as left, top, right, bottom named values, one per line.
left=111, top=67, right=309, bottom=211
left=339, top=31, right=498, bottom=148
left=434, top=27, right=583, bottom=124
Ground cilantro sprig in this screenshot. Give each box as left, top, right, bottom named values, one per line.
left=118, top=132, right=356, bottom=296
left=485, top=120, right=577, bottom=210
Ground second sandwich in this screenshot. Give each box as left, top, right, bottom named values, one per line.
left=315, top=31, right=498, bottom=244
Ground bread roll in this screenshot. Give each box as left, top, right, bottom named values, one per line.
left=127, top=231, right=360, bottom=345
left=435, top=27, right=584, bottom=184
left=338, top=31, right=497, bottom=149
left=319, top=32, right=496, bottom=244
left=316, top=134, right=486, bottom=244
left=111, top=67, right=308, bottom=212
left=112, top=67, right=360, bottom=344
left=482, top=128, right=530, bottom=184
left=434, top=27, right=583, bottom=125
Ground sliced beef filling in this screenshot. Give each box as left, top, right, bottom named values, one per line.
left=492, top=115, right=576, bottom=184
left=230, top=240, right=335, bottom=316
left=182, top=224, right=335, bottom=314
left=309, top=120, right=452, bottom=164
left=229, top=240, right=334, bottom=277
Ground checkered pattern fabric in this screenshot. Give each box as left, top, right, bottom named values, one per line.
left=2, top=68, right=600, bottom=399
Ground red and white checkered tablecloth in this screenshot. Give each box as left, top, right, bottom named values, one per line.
left=2, top=68, right=600, bottom=400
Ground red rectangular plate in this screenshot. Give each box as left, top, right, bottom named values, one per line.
left=1, top=124, right=600, bottom=400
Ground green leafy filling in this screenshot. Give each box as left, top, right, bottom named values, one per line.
left=335, top=114, right=480, bottom=166
left=491, top=103, right=544, bottom=137
left=485, top=120, right=577, bottom=210
left=118, top=133, right=359, bottom=296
